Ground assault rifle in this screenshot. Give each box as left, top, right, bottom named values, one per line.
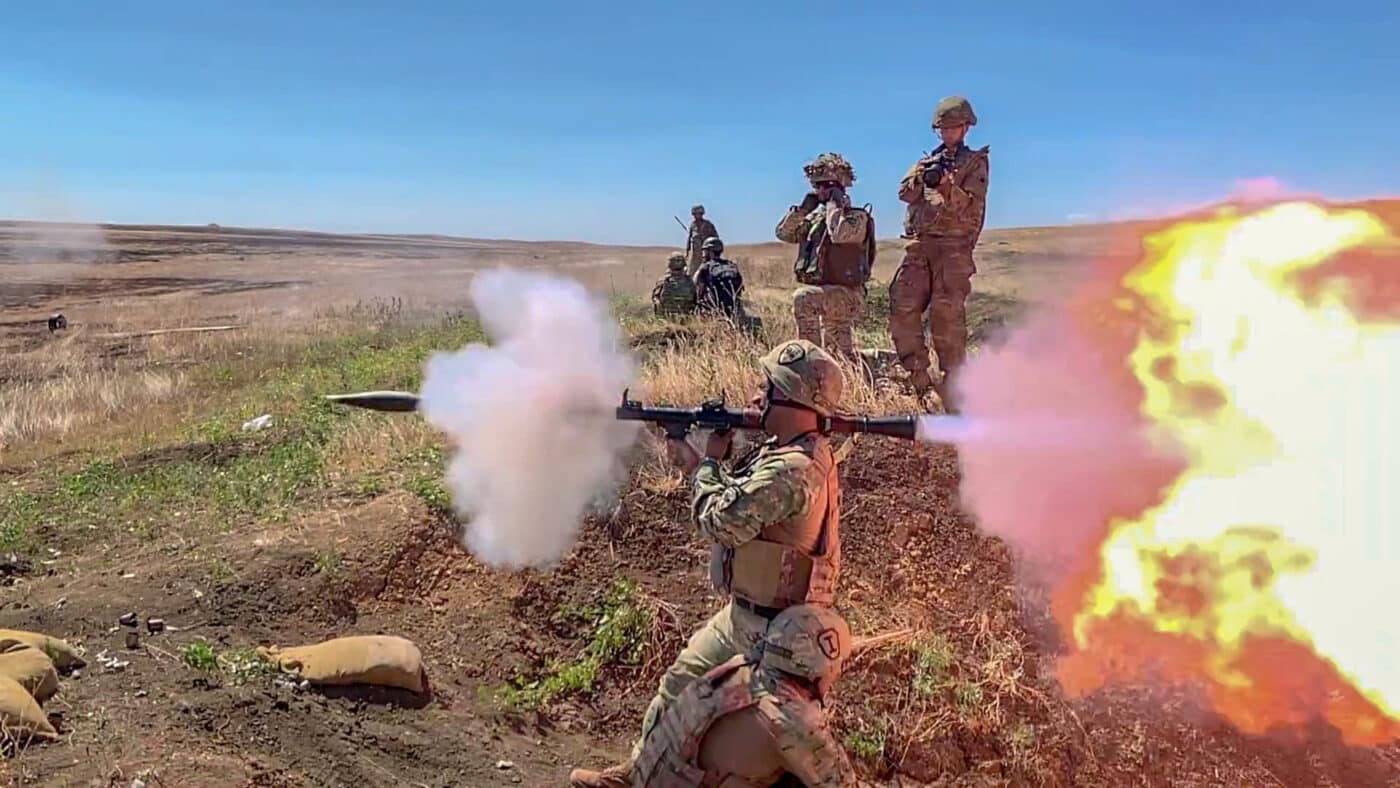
left=919, top=144, right=990, bottom=189
left=324, top=389, right=921, bottom=442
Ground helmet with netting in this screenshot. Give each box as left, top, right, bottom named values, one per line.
left=802, top=152, right=856, bottom=188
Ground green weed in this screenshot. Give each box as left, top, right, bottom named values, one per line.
left=843, top=721, right=888, bottom=761
left=218, top=647, right=277, bottom=685
left=911, top=633, right=954, bottom=697
left=494, top=578, right=653, bottom=712
left=180, top=639, right=218, bottom=671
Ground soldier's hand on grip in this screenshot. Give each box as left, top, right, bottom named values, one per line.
left=799, top=192, right=822, bottom=213
left=665, top=436, right=701, bottom=475
left=704, top=429, right=735, bottom=461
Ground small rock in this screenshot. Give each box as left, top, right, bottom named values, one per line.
left=131, top=780, right=147, bottom=788
left=146, top=618, right=166, bottom=634
left=135, top=690, right=148, bottom=698
left=54, top=596, right=67, bottom=609
left=242, top=414, right=273, bottom=432
left=96, top=651, right=130, bottom=671
left=495, top=760, right=515, bottom=770
left=119, top=612, right=138, bottom=627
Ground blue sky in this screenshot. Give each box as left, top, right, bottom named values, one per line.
left=3, top=2, right=1396, bottom=245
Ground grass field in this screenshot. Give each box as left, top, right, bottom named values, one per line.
left=1, top=213, right=1397, bottom=787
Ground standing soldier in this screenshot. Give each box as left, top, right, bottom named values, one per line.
left=569, top=339, right=846, bottom=788
left=889, top=95, right=989, bottom=413
left=775, top=153, right=876, bottom=366
left=629, top=604, right=857, bottom=787
left=652, top=251, right=698, bottom=318
left=685, top=204, right=720, bottom=276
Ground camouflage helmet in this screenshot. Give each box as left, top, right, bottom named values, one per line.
left=802, top=152, right=856, bottom=188
left=932, top=95, right=977, bottom=128
left=667, top=251, right=686, bottom=270
left=757, top=339, right=843, bottom=417
left=701, top=236, right=724, bottom=253
left=759, top=604, right=851, bottom=696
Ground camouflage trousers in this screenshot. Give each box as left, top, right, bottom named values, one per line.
left=793, top=284, right=865, bottom=363
left=632, top=600, right=770, bottom=758
left=889, top=236, right=975, bottom=389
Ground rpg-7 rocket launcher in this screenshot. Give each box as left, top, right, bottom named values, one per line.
left=614, top=390, right=918, bottom=441
left=324, top=389, right=920, bottom=441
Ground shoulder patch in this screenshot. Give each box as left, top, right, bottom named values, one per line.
left=778, top=342, right=807, bottom=365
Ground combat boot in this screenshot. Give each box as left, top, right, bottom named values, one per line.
left=568, top=760, right=633, bottom=788
left=934, top=380, right=960, bottom=416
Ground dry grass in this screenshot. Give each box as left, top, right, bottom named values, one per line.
left=0, top=297, right=427, bottom=463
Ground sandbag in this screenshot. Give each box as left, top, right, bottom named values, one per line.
left=0, top=675, right=58, bottom=743
left=0, top=630, right=85, bottom=671
left=257, top=635, right=426, bottom=693
left=0, top=645, right=59, bottom=703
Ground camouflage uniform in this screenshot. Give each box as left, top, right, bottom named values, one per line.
left=652, top=252, right=698, bottom=317
left=686, top=205, right=720, bottom=276
left=693, top=238, right=745, bottom=320
left=570, top=341, right=845, bottom=788
left=890, top=96, right=990, bottom=411
left=631, top=605, right=857, bottom=787
left=776, top=153, right=876, bottom=364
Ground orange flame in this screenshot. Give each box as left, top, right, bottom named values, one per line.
left=1060, top=201, right=1400, bottom=744
left=947, top=197, right=1400, bottom=745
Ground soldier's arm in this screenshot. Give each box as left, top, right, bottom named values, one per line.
left=942, top=153, right=989, bottom=222
left=824, top=204, right=869, bottom=245
left=897, top=158, right=929, bottom=204
left=758, top=692, right=859, bottom=788
left=775, top=207, right=807, bottom=244
left=692, top=455, right=809, bottom=548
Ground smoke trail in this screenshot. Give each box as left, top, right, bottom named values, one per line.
left=417, top=268, right=640, bottom=568
left=919, top=268, right=1188, bottom=571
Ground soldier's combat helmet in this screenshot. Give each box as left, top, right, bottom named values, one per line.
left=802, top=152, right=856, bottom=188
left=759, top=604, right=852, bottom=698
left=667, top=251, right=686, bottom=270
left=691, top=204, right=705, bottom=214
left=701, top=236, right=724, bottom=254
left=757, top=339, right=843, bottom=417
left=933, top=95, right=977, bottom=129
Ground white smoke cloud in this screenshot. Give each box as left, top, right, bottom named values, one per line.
left=417, top=268, right=641, bottom=568
left=8, top=220, right=112, bottom=265
left=2, top=180, right=113, bottom=265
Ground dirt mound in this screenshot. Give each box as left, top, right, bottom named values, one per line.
left=1, top=442, right=1396, bottom=786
